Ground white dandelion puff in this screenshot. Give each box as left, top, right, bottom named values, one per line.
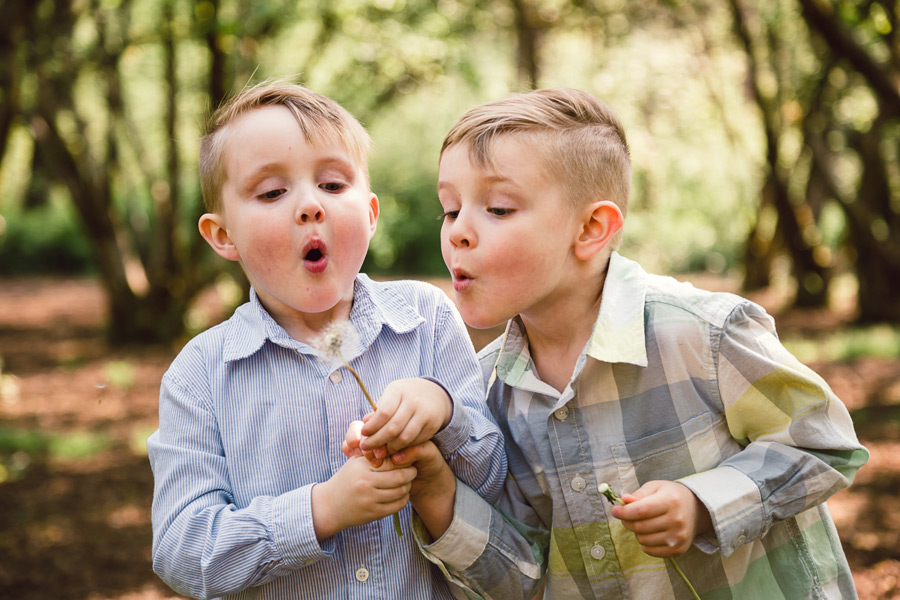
left=313, top=321, right=376, bottom=411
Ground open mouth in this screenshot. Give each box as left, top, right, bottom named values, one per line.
left=303, top=240, right=328, bottom=273
left=305, top=248, right=323, bottom=262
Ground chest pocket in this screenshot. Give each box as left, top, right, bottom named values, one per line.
left=610, top=412, right=725, bottom=493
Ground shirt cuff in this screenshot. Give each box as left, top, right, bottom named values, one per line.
left=269, top=483, right=335, bottom=566
left=425, top=377, right=473, bottom=455
left=417, top=481, right=491, bottom=572
left=678, top=465, right=767, bottom=557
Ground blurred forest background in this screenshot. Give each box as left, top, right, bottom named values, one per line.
left=1, top=0, right=899, bottom=598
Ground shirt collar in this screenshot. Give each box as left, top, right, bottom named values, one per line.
left=222, top=274, right=425, bottom=362
left=494, top=251, right=649, bottom=385
left=585, top=251, right=649, bottom=367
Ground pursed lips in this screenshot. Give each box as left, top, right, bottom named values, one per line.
left=303, top=238, right=328, bottom=273
left=451, top=267, right=474, bottom=292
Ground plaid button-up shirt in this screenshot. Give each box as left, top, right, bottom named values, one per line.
left=420, top=252, right=868, bottom=599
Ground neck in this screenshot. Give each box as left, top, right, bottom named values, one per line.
left=259, top=297, right=354, bottom=344
left=520, top=268, right=607, bottom=393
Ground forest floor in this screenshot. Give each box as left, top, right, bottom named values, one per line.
left=0, top=275, right=898, bottom=599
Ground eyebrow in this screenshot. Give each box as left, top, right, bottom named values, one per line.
left=238, top=163, right=283, bottom=196
left=438, top=172, right=514, bottom=191
left=318, top=156, right=358, bottom=177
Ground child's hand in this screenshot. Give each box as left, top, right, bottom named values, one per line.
left=359, top=378, right=452, bottom=456
left=610, top=480, right=712, bottom=558
left=391, top=441, right=454, bottom=501
left=342, top=419, right=384, bottom=466
left=390, top=441, right=457, bottom=539
left=311, top=454, right=416, bottom=541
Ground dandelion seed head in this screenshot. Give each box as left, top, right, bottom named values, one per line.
left=597, top=483, right=610, bottom=494
left=313, top=320, right=360, bottom=366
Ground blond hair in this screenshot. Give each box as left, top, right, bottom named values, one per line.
left=442, top=88, right=631, bottom=248
left=199, top=79, right=371, bottom=213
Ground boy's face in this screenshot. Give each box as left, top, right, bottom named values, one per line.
left=201, top=105, right=378, bottom=330
left=438, top=137, right=584, bottom=329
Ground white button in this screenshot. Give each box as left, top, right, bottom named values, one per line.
left=736, top=534, right=747, bottom=546
left=590, top=543, right=606, bottom=560
left=355, top=567, right=369, bottom=582
left=571, top=476, right=586, bottom=492
left=554, top=407, right=569, bottom=421
left=330, top=371, right=342, bottom=384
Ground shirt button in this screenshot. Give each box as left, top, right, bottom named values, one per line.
left=737, top=534, right=747, bottom=546
left=590, top=543, right=606, bottom=560
left=330, top=371, right=342, bottom=384
left=571, top=476, right=586, bottom=492
left=355, top=567, right=369, bottom=582
left=554, top=406, right=569, bottom=421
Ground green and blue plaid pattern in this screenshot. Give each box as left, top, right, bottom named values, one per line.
left=419, top=252, right=868, bottom=599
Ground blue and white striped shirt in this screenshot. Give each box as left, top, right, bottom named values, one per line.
left=147, top=274, right=506, bottom=599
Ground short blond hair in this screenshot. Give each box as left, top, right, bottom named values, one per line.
left=199, top=79, right=371, bottom=213
left=442, top=88, right=631, bottom=248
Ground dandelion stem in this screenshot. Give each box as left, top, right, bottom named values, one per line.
left=599, top=483, right=700, bottom=600
left=336, top=351, right=402, bottom=537
left=337, top=351, right=377, bottom=411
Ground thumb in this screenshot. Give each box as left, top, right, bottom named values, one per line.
left=620, top=480, right=663, bottom=504
left=345, top=420, right=364, bottom=447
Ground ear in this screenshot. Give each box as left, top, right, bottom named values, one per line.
left=574, top=200, right=624, bottom=261
left=198, top=213, right=241, bottom=262
left=367, top=193, right=380, bottom=237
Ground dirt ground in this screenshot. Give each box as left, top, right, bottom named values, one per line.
left=0, top=276, right=898, bottom=599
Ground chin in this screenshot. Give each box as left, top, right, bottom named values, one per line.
left=460, top=312, right=508, bottom=331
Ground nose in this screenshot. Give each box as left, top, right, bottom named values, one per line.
left=295, top=191, right=324, bottom=224
left=446, top=210, right=474, bottom=249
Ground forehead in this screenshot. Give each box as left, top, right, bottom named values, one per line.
left=441, top=136, right=552, bottom=186
left=225, top=105, right=335, bottom=149
left=221, top=106, right=360, bottom=170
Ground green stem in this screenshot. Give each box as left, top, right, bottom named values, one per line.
left=668, top=557, right=700, bottom=600
left=600, top=484, right=699, bottom=599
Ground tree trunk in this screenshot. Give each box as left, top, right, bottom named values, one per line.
left=730, top=0, right=829, bottom=306
left=510, top=0, right=541, bottom=89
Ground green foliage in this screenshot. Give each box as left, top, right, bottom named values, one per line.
left=783, top=324, right=900, bottom=363
left=0, top=205, right=95, bottom=276
left=102, top=360, right=137, bottom=390
left=0, top=428, right=112, bottom=483
left=3, top=0, right=898, bottom=331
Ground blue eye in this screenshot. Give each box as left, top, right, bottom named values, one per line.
left=438, top=210, right=459, bottom=220
left=320, top=182, right=346, bottom=192
left=488, top=207, right=513, bottom=216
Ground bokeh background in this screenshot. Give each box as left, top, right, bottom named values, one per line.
left=1, top=0, right=899, bottom=598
